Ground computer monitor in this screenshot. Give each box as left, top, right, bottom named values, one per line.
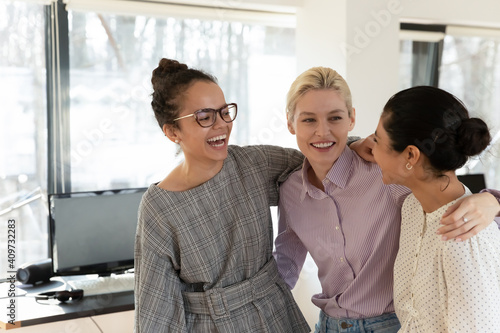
left=48, top=187, right=147, bottom=276
left=457, top=174, right=486, bottom=194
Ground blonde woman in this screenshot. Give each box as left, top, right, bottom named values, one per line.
left=274, top=68, right=500, bottom=333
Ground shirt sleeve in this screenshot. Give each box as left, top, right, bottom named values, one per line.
left=389, top=184, right=411, bottom=209
left=480, top=189, right=500, bottom=228
left=442, top=231, right=500, bottom=332
left=273, top=190, right=308, bottom=289
left=134, top=206, right=187, bottom=333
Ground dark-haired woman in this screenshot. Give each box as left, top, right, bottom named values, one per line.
left=372, top=86, right=500, bottom=332
left=133, top=58, right=310, bottom=332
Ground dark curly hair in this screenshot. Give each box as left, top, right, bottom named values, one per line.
left=382, top=86, right=491, bottom=173
left=151, top=58, right=217, bottom=129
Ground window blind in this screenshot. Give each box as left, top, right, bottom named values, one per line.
left=62, top=0, right=296, bottom=27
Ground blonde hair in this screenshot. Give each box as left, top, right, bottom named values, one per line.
left=286, top=67, right=353, bottom=121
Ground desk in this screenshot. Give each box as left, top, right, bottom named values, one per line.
left=0, top=279, right=134, bottom=331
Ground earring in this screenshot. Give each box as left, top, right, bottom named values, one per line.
left=175, top=139, right=179, bottom=143
left=406, top=163, right=413, bottom=170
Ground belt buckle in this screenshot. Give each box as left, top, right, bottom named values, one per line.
left=205, top=288, right=230, bottom=320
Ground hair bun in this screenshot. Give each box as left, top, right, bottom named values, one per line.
left=456, top=117, right=491, bottom=156
left=151, top=59, right=188, bottom=87
left=159, top=58, right=188, bottom=74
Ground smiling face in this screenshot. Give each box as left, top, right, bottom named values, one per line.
left=372, top=116, right=407, bottom=185
left=165, top=80, right=232, bottom=167
left=288, top=89, right=355, bottom=171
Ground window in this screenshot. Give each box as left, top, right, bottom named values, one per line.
left=67, top=9, right=296, bottom=192
left=399, top=23, right=446, bottom=89
left=399, top=23, right=500, bottom=190
left=0, top=1, right=48, bottom=279
left=0, top=0, right=296, bottom=279
left=439, top=29, right=500, bottom=190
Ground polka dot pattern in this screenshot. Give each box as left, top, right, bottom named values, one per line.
left=394, top=191, right=500, bottom=332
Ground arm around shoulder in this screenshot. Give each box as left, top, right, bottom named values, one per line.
left=439, top=190, right=500, bottom=241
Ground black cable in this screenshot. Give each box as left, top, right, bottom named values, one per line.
left=89, top=316, right=104, bottom=333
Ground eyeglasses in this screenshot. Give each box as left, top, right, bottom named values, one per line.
left=173, top=103, right=237, bottom=128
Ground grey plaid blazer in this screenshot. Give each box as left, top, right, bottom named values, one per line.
left=134, top=145, right=310, bottom=333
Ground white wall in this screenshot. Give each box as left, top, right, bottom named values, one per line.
left=296, top=0, right=500, bottom=137
left=402, top=0, right=500, bottom=28
left=292, top=0, right=500, bottom=327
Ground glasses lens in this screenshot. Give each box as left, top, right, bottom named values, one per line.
left=194, top=109, right=214, bottom=127
left=221, top=104, right=237, bottom=122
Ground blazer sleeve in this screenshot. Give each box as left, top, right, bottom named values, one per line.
left=250, top=145, right=303, bottom=207
left=134, top=201, right=187, bottom=333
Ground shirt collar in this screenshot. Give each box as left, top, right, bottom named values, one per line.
left=325, top=146, right=354, bottom=189
left=299, top=146, right=354, bottom=201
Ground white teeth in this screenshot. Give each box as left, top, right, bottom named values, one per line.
left=211, top=142, right=224, bottom=147
left=207, top=134, right=227, bottom=143
left=312, top=142, right=334, bottom=148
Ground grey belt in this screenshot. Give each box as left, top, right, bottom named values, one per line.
left=182, top=259, right=281, bottom=320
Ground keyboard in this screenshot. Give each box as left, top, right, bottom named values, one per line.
left=66, top=273, right=135, bottom=296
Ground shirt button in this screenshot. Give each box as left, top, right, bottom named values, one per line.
left=335, top=226, right=339, bottom=230
left=340, top=257, right=344, bottom=262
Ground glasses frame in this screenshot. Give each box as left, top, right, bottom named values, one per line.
left=173, top=103, right=237, bottom=128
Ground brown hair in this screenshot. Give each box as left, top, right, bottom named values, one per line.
left=382, top=86, right=491, bottom=173
left=151, top=58, right=217, bottom=129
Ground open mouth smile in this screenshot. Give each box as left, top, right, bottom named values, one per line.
left=207, top=134, right=227, bottom=147
left=311, top=141, right=335, bottom=149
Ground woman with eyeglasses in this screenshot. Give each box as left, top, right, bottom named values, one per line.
left=133, top=58, right=309, bottom=333
left=134, top=58, right=499, bottom=333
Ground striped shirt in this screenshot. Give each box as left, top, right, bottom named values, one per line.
left=275, top=146, right=410, bottom=319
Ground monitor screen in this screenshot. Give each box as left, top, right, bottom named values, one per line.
left=48, top=187, right=147, bottom=276
left=457, top=174, right=486, bottom=194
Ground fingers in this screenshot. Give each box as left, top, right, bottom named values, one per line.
left=438, top=192, right=498, bottom=241
left=350, top=138, right=376, bottom=163
left=365, top=134, right=376, bottom=149
left=442, top=225, right=483, bottom=242
left=437, top=219, right=479, bottom=241
left=362, top=148, right=376, bottom=163
left=438, top=210, right=487, bottom=241
left=440, top=198, right=479, bottom=225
